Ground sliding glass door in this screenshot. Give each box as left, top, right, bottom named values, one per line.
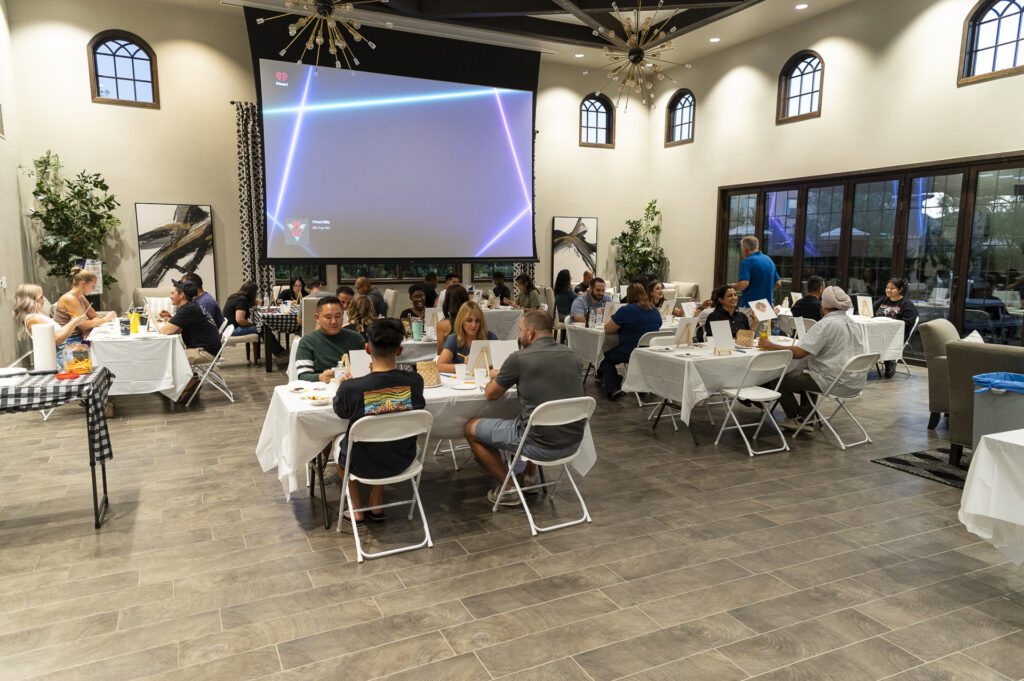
left=763, top=189, right=799, bottom=305
left=847, top=180, right=898, bottom=298
left=802, top=185, right=844, bottom=290
left=724, top=193, right=758, bottom=287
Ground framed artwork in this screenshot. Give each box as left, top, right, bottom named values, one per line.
left=552, top=216, right=597, bottom=283
left=135, top=203, right=216, bottom=297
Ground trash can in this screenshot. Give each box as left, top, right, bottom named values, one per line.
left=972, top=372, right=1024, bottom=450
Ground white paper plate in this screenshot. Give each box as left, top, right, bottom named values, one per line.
left=0, top=367, right=27, bottom=377
left=449, top=382, right=479, bottom=391
left=302, top=396, right=332, bottom=406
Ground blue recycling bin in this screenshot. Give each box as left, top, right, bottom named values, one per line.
left=972, top=372, right=1024, bottom=450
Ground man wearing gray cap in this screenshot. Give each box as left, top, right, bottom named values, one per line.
left=758, top=286, right=866, bottom=430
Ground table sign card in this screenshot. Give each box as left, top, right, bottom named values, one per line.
left=749, top=299, right=777, bottom=322
left=424, top=308, right=443, bottom=329
left=678, top=301, right=698, bottom=318
left=466, top=340, right=518, bottom=372
left=674, top=316, right=698, bottom=347
left=344, top=350, right=371, bottom=378
left=605, top=301, right=620, bottom=317
left=660, top=300, right=675, bottom=319
left=857, top=296, right=874, bottom=317
left=792, top=316, right=813, bottom=342
left=709, top=320, right=735, bottom=355
left=790, top=291, right=803, bottom=305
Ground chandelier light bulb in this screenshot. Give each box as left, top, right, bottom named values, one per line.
left=353, top=57, right=360, bottom=65
left=657, top=72, right=664, bottom=80
left=335, top=60, right=342, bottom=68
left=367, top=41, right=376, bottom=49
left=315, top=35, right=324, bottom=45
left=256, top=17, right=265, bottom=24
left=352, top=21, right=361, bottom=29
left=582, top=70, right=590, bottom=76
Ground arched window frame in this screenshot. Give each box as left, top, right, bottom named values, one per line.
left=959, top=0, right=1024, bottom=86
left=579, top=93, right=614, bottom=149
left=776, top=50, right=823, bottom=125
left=665, top=89, right=696, bottom=147
left=87, top=30, right=160, bottom=109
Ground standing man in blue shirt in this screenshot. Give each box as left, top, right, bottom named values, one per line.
left=732, top=236, right=781, bottom=308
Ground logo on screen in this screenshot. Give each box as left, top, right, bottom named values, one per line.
left=286, top=220, right=310, bottom=246
left=275, top=71, right=289, bottom=87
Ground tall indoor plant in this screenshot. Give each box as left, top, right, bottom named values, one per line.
left=24, top=150, right=120, bottom=289
left=611, top=199, right=666, bottom=283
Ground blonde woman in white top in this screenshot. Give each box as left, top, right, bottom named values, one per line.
left=12, top=284, right=87, bottom=370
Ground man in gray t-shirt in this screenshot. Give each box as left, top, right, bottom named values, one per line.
left=465, top=311, right=585, bottom=505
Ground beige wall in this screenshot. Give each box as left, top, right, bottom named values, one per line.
left=6, top=0, right=255, bottom=325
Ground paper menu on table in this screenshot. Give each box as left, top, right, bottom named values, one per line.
left=709, top=320, right=735, bottom=354
left=749, top=299, right=777, bottom=322
left=660, top=299, right=676, bottom=318
left=857, top=296, right=874, bottom=317
left=673, top=316, right=698, bottom=345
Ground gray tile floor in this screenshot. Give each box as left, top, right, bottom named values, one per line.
left=1, top=354, right=1022, bottom=680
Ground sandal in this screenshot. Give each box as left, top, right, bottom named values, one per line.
left=365, top=511, right=387, bottom=522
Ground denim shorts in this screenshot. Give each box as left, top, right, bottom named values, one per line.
left=475, top=417, right=581, bottom=462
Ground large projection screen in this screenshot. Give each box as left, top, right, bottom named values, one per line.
left=259, top=59, right=535, bottom=262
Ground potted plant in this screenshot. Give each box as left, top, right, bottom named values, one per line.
left=24, top=151, right=120, bottom=301
left=610, top=199, right=666, bottom=284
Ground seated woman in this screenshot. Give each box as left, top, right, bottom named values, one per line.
left=874, top=277, right=919, bottom=378
left=437, top=301, right=498, bottom=373
left=399, top=283, right=427, bottom=323
left=435, top=284, right=470, bottom=354
left=278, top=276, right=306, bottom=303
left=343, top=296, right=377, bottom=341
left=509, top=274, right=542, bottom=310
left=696, top=284, right=749, bottom=342
left=601, top=283, right=663, bottom=400
left=553, top=269, right=576, bottom=321
left=12, top=284, right=87, bottom=371
left=53, top=267, right=116, bottom=359
left=223, top=281, right=285, bottom=357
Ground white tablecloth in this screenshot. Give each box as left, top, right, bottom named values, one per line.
left=778, top=315, right=904, bottom=361
left=399, top=339, right=439, bottom=364
left=483, top=308, right=523, bottom=340
left=89, top=326, right=192, bottom=400
left=566, top=320, right=678, bottom=369
left=621, top=339, right=795, bottom=424
left=960, top=429, right=1024, bottom=564
left=256, top=381, right=599, bottom=496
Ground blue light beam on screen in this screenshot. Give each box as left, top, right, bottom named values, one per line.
left=475, top=205, right=532, bottom=257
left=266, top=213, right=319, bottom=258
left=493, top=88, right=531, bottom=206
left=263, top=88, right=515, bottom=116
left=272, top=66, right=314, bottom=222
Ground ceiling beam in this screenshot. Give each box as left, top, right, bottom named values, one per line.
left=437, top=14, right=614, bottom=48
left=644, top=0, right=763, bottom=49
left=414, top=0, right=742, bottom=19
left=550, top=0, right=630, bottom=50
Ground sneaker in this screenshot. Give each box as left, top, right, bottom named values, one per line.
left=518, top=473, right=541, bottom=495
left=487, top=487, right=522, bottom=507
left=779, top=418, right=804, bottom=432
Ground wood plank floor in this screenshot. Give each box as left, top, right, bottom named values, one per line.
left=1, top=352, right=1021, bottom=681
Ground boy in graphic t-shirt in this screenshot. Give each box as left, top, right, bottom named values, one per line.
left=332, top=318, right=425, bottom=522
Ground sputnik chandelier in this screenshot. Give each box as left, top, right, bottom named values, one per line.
left=256, top=0, right=390, bottom=71
left=584, top=0, right=686, bottom=110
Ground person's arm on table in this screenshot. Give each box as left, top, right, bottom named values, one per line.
left=757, top=336, right=811, bottom=359
left=435, top=319, right=451, bottom=354
left=437, top=335, right=460, bottom=373
left=485, top=352, right=518, bottom=401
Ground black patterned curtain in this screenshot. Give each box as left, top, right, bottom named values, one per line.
left=513, top=262, right=536, bottom=281
left=234, top=102, right=275, bottom=298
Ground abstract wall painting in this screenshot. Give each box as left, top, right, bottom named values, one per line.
left=135, top=203, right=215, bottom=296
left=552, top=216, right=597, bottom=282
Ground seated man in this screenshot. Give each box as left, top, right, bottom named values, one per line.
left=435, top=271, right=461, bottom=311
left=570, top=277, right=614, bottom=323
left=758, top=286, right=866, bottom=430
left=332, top=318, right=425, bottom=522
left=295, top=296, right=366, bottom=382
left=160, top=279, right=222, bottom=363
left=354, top=276, right=387, bottom=317
left=305, top=278, right=330, bottom=299
left=465, top=311, right=586, bottom=507
left=335, top=285, right=355, bottom=312
left=491, top=271, right=512, bottom=305
left=181, top=272, right=223, bottom=328
left=791, top=275, right=824, bottom=321
left=400, top=283, right=427, bottom=322
left=574, top=270, right=594, bottom=295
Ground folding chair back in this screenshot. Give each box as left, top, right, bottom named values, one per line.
left=185, top=324, right=236, bottom=407
left=714, top=350, right=792, bottom=457
left=346, top=409, right=433, bottom=447
left=794, top=352, right=880, bottom=449
left=638, top=330, right=674, bottom=347
left=522, top=396, right=596, bottom=433
left=737, top=349, right=792, bottom=387
left=835, top=352, right=881, bottom=384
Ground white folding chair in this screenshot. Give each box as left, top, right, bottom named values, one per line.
left=185, top=324, right=235, bottom=407
left=792, top=352, right=880, bottom=450
left=877, top=317, right=917, bottom=378
left=492, top=396, right=597, bottom=536
left=331, top=410, right=434, bottom=562
left=635, top=331, right=676, bottom=409
left=714, top=350, right=792, bottom=457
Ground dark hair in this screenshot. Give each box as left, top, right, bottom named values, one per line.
left=522, top=310, right=554, bottom=334
left=288, top=276, right=305, bottom=292
left=229, top=281, right=258, bottom=308
left=336, top=285, right=355, bottom=297
left=589, top=276, right=605, bottom=290
left=645, top=279, right=663, bottom=300
left=492, top=270, right=505, bottom=280
left=712, top=284, right=735, bottom=308
left=408, top=283, right=425, bottom=297
left=424, top=272, right=438, bottom=282
left=181, top=272, right=203, bottom=289
left=626, top=283, right=654, bottom=310
left=307, top=278, right=321, bottom=289
left=806, top=275, right=825, bottom=294
left=443, top=284, right=469, bottom=321
left=554, top=269, right=572, bottom=294
left=315, top=295, right=342, bottom=311
left=366, top=318, right=404, bottom=357
left=515, top=274, right=537, bottom=293
left=444, top=272, right=460, bottom=283
left=887, top=277, right=907, bottom=296
left=173, top=279, right=199, bottom=301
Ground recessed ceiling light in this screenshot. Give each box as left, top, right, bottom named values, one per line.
left=709, top=37, right=721, bottom=43
left=795, top=3, right=809, bottom=9
left=574, top=53, right=585, bottom=58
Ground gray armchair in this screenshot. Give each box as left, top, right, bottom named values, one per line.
left=918, top=318, right=958, bottom=430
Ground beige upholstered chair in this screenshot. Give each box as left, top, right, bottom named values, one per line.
left=301, top=296, right=318, bottom=335
left=664, top=281, right=700, bottom=302
left=918, top=318, right=958, bottom=430
left=132, top=287, right=173, bottom=307
left=383, top=288, right=398, bottom=318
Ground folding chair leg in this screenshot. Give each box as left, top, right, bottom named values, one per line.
left=317, top=455, right=329, bottom=530
left=41, top=408, right=55, bottom=421
left=581, top=362, right=593, bottom=387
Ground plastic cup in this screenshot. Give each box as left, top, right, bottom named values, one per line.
left=119, top=318, right=130, bottom=336
left=474, top=367, right=488, bottom=387
left=412, top=319, right=424, bottom=340
left=455, top=364, right=466, bottom=381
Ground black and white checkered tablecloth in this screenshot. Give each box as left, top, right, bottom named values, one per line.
left=0, top=367, right=115, bottom=461
left=252, top=309, right=300, bottom=335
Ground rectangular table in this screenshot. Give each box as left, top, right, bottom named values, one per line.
left=89, top=325, right=192, bottom=400
left=256, top=380, right=596, bottom=497
left=0, top=368, right=115, bottom=527
left=566, top=320, right=678, bottom=378
left=777, top=314, right=905, bottom=361
left=960, top=429, right=1024, bottom=564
